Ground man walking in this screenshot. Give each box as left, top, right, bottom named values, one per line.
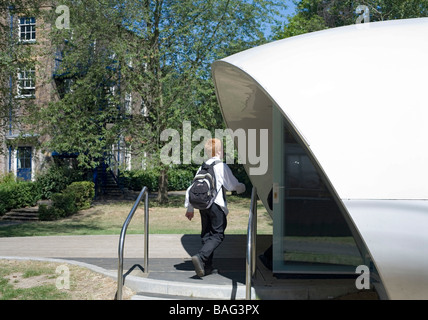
left=185, top=138, right=246, bottom=277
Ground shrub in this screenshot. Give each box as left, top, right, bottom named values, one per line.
left=120, top=164, right=251, bottom=194
left=0, top=180, right=41, bottom=215
left=38, top=181, right=94, bottom=221
left=120, top=168, right=159, bottom=192
left=168, top=169, right=194, bottom=191
left=0, top=172, right=16, bottom=184
left=38, top=194, right=76, bottom=221
left=51, top=192, right=77, bottom=217
left=0, top=186, right=9, bottom=215
left=120, top=165, right=250, bottom=193
left=14, top=181, right=42, bottom=207
left=64, top=181, right=95, bottom=210
left=36, top=164, right=86, bottom=199
left=38, top=204, right=60, bottom=221
left=120, top=166, right=198, bottom=192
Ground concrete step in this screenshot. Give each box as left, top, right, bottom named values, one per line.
left=104, top=189, right=123, bottom=194
left=116, top=253, right=365, bottom=300
left=122, top=270, right=363, bottom=300
left=104, top=186, right=119, bottom=191
left=131, top=292, right=214, bottom=300
left=121, top=273, right=252, bottom=300
left=1, top=207, right=39, bottom=221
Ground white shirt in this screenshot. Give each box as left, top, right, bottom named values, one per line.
left=185, top=157, right=246, bottom=215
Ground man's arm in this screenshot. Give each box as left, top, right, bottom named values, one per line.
left=217, top=163, right=246, bottom=194
left=184, top=185, right=195, bottom=220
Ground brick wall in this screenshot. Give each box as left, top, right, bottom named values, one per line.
left=0, top=5, right=57, bottom=180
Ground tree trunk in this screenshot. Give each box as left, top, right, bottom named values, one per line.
left=157, top=167, right=169, bottom=203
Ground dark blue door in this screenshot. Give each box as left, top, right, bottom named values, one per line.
left=17, top=147, right=32, bottom=181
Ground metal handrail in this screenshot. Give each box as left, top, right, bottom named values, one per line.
left=116, top=186, right=149, bottom=300
left=246, top=187, right=257, bottom=300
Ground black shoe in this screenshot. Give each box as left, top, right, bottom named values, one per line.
left=192, top=254, right=205, bottom=277
left=204, top=265, right=219, bottom=275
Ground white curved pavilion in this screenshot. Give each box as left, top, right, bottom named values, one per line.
left=212, top=18, right=428, bottom=300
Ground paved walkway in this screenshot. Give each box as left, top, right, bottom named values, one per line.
left=0, top=234, right=363, bottom=300
left=0, top=234, right=263, bottom=298
left=0, top=234, right=199, bottom=259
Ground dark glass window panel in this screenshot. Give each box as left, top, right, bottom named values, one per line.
left=274, top=113, right=364, bottom=273
left=17, top=147, right=32, bottom=169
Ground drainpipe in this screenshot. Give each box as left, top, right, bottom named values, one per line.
left=117, top=63, right=121, bottom=178
left=8, top=5, right=14, bottom=172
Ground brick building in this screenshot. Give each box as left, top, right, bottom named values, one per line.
left=0, top=5, right=53, bottom=181
left=1, top=4, right=144, bottom=191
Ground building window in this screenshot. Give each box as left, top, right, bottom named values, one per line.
left=19, top=17, right=36, bottom=42
left=17, top=69, right=36, bottom=98
left=16, top=146, right=32, bottom=181
left=124, top=145, right=132, bottom=171
left=124, top=93, right=132, bottom=114
left=141, top=100, right=148, bottom=117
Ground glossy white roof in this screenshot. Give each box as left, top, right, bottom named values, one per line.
left=213, top=18, right=428, bottom=201
left=212, top=18, right=428, bottom=300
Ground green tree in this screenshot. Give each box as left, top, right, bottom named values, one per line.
left=124, top=0, right=286, bottom=202
left=29, top=0, right=286, bottom=203
left=274, top=0, right=428, bottom=40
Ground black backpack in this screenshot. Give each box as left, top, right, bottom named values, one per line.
left=188, top=160, right=221, bottom=210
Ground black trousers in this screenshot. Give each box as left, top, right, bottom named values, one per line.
left=198, top=203, right=227, bottom=266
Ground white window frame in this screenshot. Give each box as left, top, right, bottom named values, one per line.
left=17, top=68, right=36, bottom=98
left=18, top=17, right=36, bottom=43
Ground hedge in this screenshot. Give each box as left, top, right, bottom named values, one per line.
left=120, top=167, right=196, bottom=192
left=39, top=181, right=95, bottom=221
left=35, top=164, right=86, bottom=199
left=120, top=164, right=252, bottom=196
left=120, top=168, right=159, bottom=192
left=65, top=181, right=95, bottom=210
left=38, top=192, right=77, bottom=221
left=0, top=180, right=41, bottom=215
left=0, top=169, right=95, bottom=218
left=166, top=169, right=195, bottom=191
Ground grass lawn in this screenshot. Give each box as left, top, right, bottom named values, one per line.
left=0, top=259, right=134, bottom=300
left=0, top=195, right=272, bottom=237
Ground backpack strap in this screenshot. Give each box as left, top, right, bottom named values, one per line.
left=209, top=160, right=225, bottom=202
left=198, top=159, right=221, bottom=174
